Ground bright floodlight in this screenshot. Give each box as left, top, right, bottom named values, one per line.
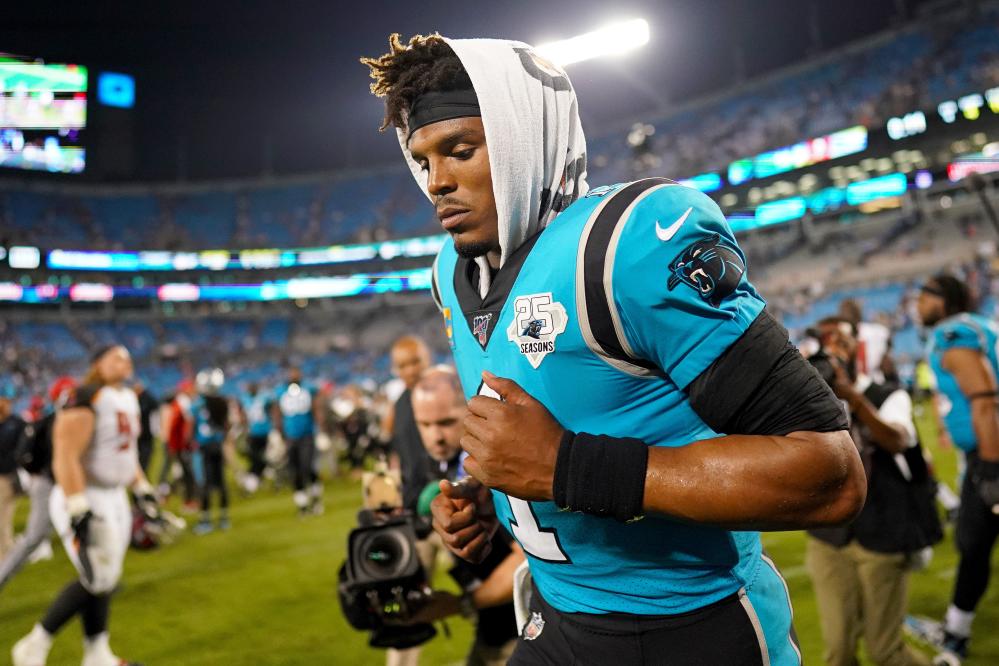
left=535, top=19, right=650, bottom=67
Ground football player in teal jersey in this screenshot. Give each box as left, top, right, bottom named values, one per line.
left=363, top=34, right=865, bottom=665
left=908, top=274, right=999, bottom=664
left=272, top=366, right=325, bottom=516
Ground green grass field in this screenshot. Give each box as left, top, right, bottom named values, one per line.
left=2, top=405, right=999, bottom=665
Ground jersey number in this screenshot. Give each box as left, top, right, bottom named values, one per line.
left=116, top=411, right=133, bottom=451
left=477, top=383, right=569, bottom=563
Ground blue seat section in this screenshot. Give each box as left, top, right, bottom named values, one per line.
left=86, top=321, right=158, bottom=359
left=925, top=11, right=999, bottom=103
left=243, top=184, right=315, bottom=248
left=11, top=322, right=86, bottom=362
left=588, top=29, right=936, bottom=183
left=168, top=192, right=237, bottom=249
left=2, top=15, right=995, bottom=252
left=85, top=195, right=160, bottom=249
left=259, top=319, right=289, bottom=348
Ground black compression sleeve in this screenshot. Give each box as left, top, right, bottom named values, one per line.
left=687, top=310, right=848, bottom=436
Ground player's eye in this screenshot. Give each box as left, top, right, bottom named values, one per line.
left=416, top=160, right=429, bottom=172
left=452, top=148, right=475, bottom=160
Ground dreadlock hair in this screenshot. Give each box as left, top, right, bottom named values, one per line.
left=360, top=33, right=473, bottom=131
left=931, top=272, right=975, bottom=317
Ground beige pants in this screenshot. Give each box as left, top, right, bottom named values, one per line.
left=0, top=474, right=15, bottom=560
left=806, top=537, right=930, bottom=666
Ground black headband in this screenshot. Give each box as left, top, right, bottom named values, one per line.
left=407, top=88, right=480, bottom=138
left=920, top=284, right=944, bottom=298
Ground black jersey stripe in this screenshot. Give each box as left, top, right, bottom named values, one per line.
left=580, top=178, right=675, bottom=374
left=430, top=255, right=443, bottom=312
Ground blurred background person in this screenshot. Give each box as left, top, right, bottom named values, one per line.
left=382, top=336, right=431, bottom=515
left=239, top=382, right=272, bottom=495
left=11, top=345, right=157, bottom=666
left=805, top=316, right=941, bottom=666
left=191, top=368, right=232, bottom=534
left=908, top=274, right=999, bottom=664
left=332, top=384, right=377, bottom=478
left=273, top=366, right=325, bottom=516
left=132, top=381, right=159, bottom=475
left=410, top=367, right=522, bottom=666
left=157, top=380, right=199, bottom=512
left=387, top=366, right=522, bottom=666
left=0, top=394, right=27, bottom=562
left=839, top=298, right=893, bottom=384
left=0, top=377, right=75, bottom=593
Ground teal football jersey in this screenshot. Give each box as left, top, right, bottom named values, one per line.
left=928, top=312, right=999, bottom=452
left=276, top=383, right=316, bottom=440
left=432, top=178, right=770, bottom=615
left=192, top=396, right=225, bottom=447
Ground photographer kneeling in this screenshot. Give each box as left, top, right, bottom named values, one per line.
left=806, top=316, right=941, bottom=666
left=400, top=366, right=523, bottom=666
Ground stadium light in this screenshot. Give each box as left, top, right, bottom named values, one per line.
left=535, top=19, right=650, bottom=67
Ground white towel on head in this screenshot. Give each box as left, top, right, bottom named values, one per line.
left=397, top=38, right=589, bottom=295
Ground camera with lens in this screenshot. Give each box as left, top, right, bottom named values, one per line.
left=337, top=463, right=437, bottom=649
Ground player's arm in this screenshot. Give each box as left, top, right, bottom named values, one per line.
left=470, top=365, right=863, bottom=530
left=943, top=347, right=999, bottom=462
left=461, top=182, right=864, bottom=530
left=931, top=393, right=954, bottom=448
left=641, top=432, right=861, bottom=530
left=52, top=407, right=95, bottom=497
left=607, top=184, right=863, bottom=529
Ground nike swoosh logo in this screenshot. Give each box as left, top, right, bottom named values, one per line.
left=655, top=207, right=693, bottom=242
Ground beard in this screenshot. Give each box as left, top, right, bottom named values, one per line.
left=454, top=238, right=495, bottom=260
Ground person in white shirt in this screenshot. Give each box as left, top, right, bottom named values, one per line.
left=12, top=345, right=157, bottom=666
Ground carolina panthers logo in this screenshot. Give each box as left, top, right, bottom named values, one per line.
left=521, top=319, right=545, bottom=339
left=666, top=233, right=745, bottom=306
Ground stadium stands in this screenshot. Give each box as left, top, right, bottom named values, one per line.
left=0, top=9, right=995, bottom=254
left=2, top=4, right=999, bottom=415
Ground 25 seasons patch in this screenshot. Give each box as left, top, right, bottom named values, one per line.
left=506, top=292, right=568, bottom=369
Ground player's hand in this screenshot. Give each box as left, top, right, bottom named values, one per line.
left=461, top=371, right=564, bottom=501
left=134, top=491, right=161, bottom=519
left=132, top=479, right=161, bottom=520
left=829, top=358, right=859, bottom=406
left=430, top=478, right=497, bottom=564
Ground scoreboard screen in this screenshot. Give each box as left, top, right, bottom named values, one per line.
left=0, top=53, right=87, bottom=173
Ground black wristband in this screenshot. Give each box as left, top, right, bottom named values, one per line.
left=553, top=431, right=648, bottom=522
